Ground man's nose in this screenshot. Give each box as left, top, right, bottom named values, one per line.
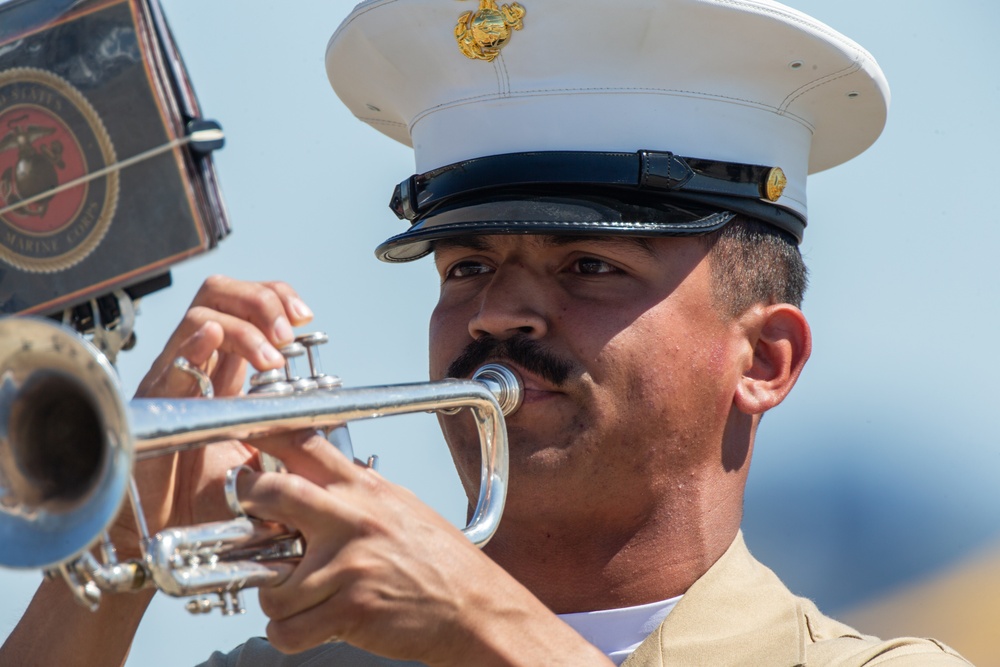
left=468, top=267, right=548, bottom=341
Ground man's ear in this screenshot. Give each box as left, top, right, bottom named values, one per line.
left=733, top=304, right=811, bottom=415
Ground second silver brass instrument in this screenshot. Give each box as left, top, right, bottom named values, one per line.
left=0, top=317, right=522, bottom=615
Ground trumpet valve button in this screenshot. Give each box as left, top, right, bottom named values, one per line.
left=250, top=368, right=284, bottom=387
left=278, top=342, right=307, bottom=382
left=315, top=374, right=343, bottom=390
left=185, top=597, right=219, bottom=615
left=295, top=332, right=329, bottom=347
left=279, top=342, right=306, bottom=358
left=296, top=332, right=332, bottom=380
left=249, top=369, right=294, bottom=396
left=292, top=377, right=319, bottom=393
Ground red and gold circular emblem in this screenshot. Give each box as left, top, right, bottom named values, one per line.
left=0, top=68, right=118, bottom=272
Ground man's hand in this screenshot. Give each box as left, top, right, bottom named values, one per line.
left=237, top=433, right=615, bottom=667
left=108, top=276, right=316, bottom=556
left=0, top=276, right=318, bottom=667
left=138, top=275, right=314, bottom=401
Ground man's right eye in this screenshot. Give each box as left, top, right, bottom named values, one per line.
left=446, top=261, right=493, bottom=279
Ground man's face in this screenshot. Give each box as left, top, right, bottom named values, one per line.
left=430, top=234, right=748, bottom=521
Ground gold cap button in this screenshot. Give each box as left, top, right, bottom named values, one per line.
left=761, top=167, right=787, bottom=202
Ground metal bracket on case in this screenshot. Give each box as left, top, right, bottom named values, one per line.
left=60, top=289, right=137, bottom=365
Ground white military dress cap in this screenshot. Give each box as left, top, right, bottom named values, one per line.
left=326, top=0, right=890, bottom=262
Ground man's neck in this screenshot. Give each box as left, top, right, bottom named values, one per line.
left=481, top=496, right=742, bottom=614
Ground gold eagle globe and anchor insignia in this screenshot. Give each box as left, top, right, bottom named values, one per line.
left=456, top=0, right=526, bottom=62
left=0, top=68, right=119, bottom=273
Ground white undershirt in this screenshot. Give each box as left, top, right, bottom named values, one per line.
left=558, top=596, right=682, bottom=665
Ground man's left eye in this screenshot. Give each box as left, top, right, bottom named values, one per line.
left=572, top=257, right=618, bottom=274
left=446, top=260, right=493, bottom=278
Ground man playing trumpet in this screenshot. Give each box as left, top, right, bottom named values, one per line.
left=0, top=0, right=972, bottom=665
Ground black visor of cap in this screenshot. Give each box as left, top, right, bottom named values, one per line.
left=376, top=150, right=806, bottom=262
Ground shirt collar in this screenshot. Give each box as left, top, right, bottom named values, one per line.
left=559, top=596, right=681, bottom=665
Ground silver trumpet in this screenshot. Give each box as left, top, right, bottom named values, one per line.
left=0, top=317, right=521, bottom=615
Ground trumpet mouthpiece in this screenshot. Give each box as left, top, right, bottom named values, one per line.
left=472, top=363, right=523, bottom=416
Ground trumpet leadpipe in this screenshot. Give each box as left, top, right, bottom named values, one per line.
left=129, top=373, right=516, bottom=459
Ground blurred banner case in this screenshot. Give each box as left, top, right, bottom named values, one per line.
left=0, top=0, right=229, bottom=316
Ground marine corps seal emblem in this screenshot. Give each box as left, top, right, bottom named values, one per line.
left=456, top=0, right=526, bottom=62
left=0, top=68, right=118, bottom=273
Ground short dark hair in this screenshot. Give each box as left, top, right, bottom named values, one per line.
left=702, top=215, right=808, bottom=318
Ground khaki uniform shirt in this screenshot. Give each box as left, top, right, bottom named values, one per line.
left=199, top=533, right=970, bottom=666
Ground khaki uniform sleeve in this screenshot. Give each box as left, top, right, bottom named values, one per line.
left=807, top=635, right=973, bottom=665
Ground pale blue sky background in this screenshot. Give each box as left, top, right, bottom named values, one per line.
left=2, top=1, right=999, bottom=665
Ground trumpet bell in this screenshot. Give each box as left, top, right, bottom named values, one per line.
left=0, top=317, right=132, bottom=569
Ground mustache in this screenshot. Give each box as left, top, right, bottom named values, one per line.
left=447, top=335, right=573, bottom=386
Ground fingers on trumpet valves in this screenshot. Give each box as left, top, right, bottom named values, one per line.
left=159, top=280, right=329, bottom=397
left=193, top=276, right=312, bottom=341
left=175, top=278, right=314, bottom=376
left=178, top=307, right=288, bottom=371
